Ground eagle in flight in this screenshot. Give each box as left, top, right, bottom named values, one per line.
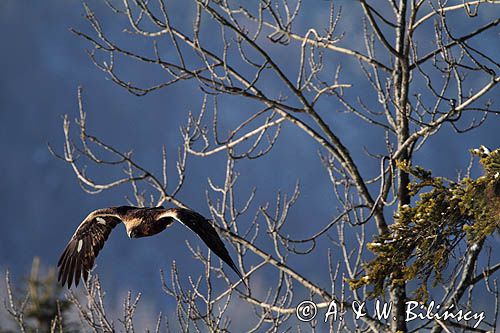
left=57, top=206, right=244, bottom=288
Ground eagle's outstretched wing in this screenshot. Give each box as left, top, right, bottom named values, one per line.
left=161, top=208, right=245, bottom=284
left=58, top=212, right=121, bottom=288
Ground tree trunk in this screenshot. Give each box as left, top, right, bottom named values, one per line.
left=391, top=0, right=410, bottom=331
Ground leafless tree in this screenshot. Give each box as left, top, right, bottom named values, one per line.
left=50, top=0, right=499, bottom=331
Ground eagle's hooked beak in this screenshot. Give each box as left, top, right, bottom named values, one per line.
left=128, top=228, right=139, bottom=238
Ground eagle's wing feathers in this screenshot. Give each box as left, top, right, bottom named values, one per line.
left=164, top=208, right=245, bottom=284
left=58, top=214, right=121, bottom=288
left=58, top=206, right=245, bottom=289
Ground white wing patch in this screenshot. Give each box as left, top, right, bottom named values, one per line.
left=96, top=217, right=106, bottom=225
left=77, top=239, right=83, bottom=252
left=157, top=209, right=179, bottom=222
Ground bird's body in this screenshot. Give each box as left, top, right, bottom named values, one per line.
left=58, top=206, right=244, bottom=288
left=114, top=206, right=172, bottom=238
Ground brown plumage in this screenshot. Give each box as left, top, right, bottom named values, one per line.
left=57, top=206, right=244, bottom=288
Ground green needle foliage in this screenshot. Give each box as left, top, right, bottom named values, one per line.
left=350, top=147, right=500, bottom=302
left=4, top=257, right=75, bottom=333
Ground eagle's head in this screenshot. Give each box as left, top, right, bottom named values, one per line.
left=124, top=218, right=144, bottom=239
left=129, top=227, right=141, bottom=238
left=127, top=225, right=147, bottom=238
